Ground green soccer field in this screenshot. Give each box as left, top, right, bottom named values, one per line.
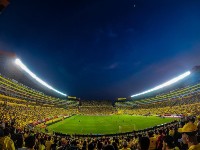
left=47, top=115, right=176, bottom=134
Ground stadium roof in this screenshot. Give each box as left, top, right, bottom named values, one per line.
left=15, top=58, right=67, bottom=97
left=131, top=71, right=191, bottom=98
left=115, top=67, right=200, bottom=106
left=0, top=53, right=67, bottom=99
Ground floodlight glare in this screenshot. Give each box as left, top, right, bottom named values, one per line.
left=15, top=58, right=67, bottom=97
left=131, top=71, right=191, bottom=98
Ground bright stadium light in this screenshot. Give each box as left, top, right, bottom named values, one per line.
left=15, top=58, right=67, bottom=97
left=131, top=71, right=191, bottom=98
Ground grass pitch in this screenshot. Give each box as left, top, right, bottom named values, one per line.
left=47, top=115, right=175, bottom=134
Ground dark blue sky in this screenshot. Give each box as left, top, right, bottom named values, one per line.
left=0, top=0, right=200, bottom=100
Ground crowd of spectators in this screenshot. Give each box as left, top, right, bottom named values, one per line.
left=80, top=101, right=112, bottom=107
left=117, top=102, right=200, bottom=117
left=0, top=101, right=72, bottom=130
left=1, top=92, right=200, bottom=150
left=0, top=116, right=200, bottom=150
left=78, top=106, right=116, bottom=115
left=78, top=107, right=116, bottom=115
left=0, top=74, right=66, bottom=107
left=116, top=92, right=200, bottom=117
left=0, top=73, right=200, bottom=149
left=78, top=101, right=116, bottom=115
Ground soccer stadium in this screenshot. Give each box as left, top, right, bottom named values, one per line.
left=0, top=54, right=200, bottom=150
left=1, top=1, right=200, bottom=150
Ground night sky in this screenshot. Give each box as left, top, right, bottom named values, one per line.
left=0, top=0, right=200, bottom=100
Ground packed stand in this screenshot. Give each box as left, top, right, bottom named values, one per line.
left=0, top=102, right=72, bottom=130
left=116, top=91, right=200, bottom=116
left=79, top=101, right=116, bottom=115
left=0, top=116, right=200, bottom=150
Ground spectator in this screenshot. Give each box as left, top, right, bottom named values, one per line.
left=0, top=127, right=4, bottom=149
left=173, top=127, right=182, bottom=148
left=0, top=128, right=15, bottom=150
left=38, top=138, right=45, bottom=150
left=15, top=134, right=26, bottom=150
left=157, top=130, right=164, bottom=150
left=82, top=140, right=87, bottom=150
left=148, top=131, right=157, bottom=150
left=178, top=122, right=200, bottom=150
left=162, top=135, right=180, bottom=150
left=45, top=136, right=53, bottom=150
left=168, top=127, right=174, bottom=136
left=103, top=144, right=115, bottom=150
left=24, top=136, right=35, bottom=150
left=88, top=142, right=95, bottom=150
left=112, top=141, right=119, bottom=150
left=138, top=137, right=150, bottom=150
left=121, top=141, right=131, bottom=150
left=97, top=141, right=103, bottom=150
left=50, top=138, right=58, bottom=150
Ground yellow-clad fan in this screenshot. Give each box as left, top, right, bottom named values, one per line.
left=0, top=128, right=15, bottom=150
left=178, top=122, right=200, bottom=150
left=148, top=131, right=157, bottom=150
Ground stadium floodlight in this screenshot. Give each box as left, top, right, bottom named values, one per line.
left=15, top=58, right=67, bottom=97
left=131, top=71, right=191, bottom=98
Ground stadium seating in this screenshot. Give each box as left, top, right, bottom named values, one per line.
left=79, top=100, right=116, bottom=115
left=116, top=82, right=200, bottom=116
left=0, top=66, right=200, bottom=149
left=0, top=74, right=80, bottom=107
